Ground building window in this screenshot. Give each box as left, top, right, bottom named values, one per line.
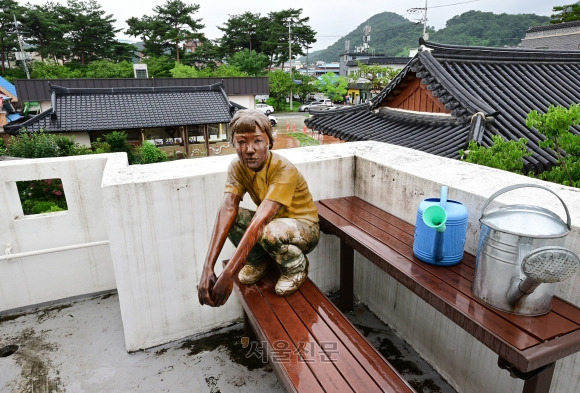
left=133, top=64, right=148, bottom=78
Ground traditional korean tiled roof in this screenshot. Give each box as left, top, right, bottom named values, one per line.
left=5, top=82, right=235, bottom=135
left=526, top=20, right=580, bottom=33
left=345, top=57, right=411, bottom=67
left=305, top=39, right=580, bottom=173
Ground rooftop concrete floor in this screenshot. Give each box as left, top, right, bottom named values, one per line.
left=0, top=292, right=457, bottom=393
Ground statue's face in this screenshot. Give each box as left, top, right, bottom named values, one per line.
left=233, top=127, right=270, bottom=172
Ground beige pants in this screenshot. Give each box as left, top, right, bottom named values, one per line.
left=228, top=207, right=319, bottom=274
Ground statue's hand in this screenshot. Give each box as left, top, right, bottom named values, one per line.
left=211, top=272, right=234, bottom=307
left=198, top=270, right=217, bottom=306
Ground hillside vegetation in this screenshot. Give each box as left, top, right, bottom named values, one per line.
left=304, top=10, right=550, bottom=63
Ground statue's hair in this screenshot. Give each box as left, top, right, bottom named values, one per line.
left=229, top=109, right=274, bottom=149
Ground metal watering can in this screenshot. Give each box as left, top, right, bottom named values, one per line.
left=413, top=186, right=468, bottom=266
left=472, top=184, right=580, bottom=315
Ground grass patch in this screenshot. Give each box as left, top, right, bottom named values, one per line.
left=288, top=133, right=320, bottom=147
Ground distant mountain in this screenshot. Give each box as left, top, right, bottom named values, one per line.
left=303, top=10, right=550, bottom=63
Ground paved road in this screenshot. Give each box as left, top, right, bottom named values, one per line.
left=272, top=112, right=310, bottom=133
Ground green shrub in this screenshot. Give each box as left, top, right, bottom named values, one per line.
left=30, top=201, right=65, bottom=215
left=134, top=142, right=169, bottom=164
left=103, top=131, right=135, bottom=163
left=526, top=104, right=580, bottom=187
left=6, top=131, right=90, bottom=158
left=7, top=132, right=59, bottom=158
left=460, top=135, right=532, bottom=174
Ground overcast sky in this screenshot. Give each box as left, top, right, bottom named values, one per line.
left=25, top=0, right=568, bottom=51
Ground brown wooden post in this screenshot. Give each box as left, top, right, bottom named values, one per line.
left=339, top=240, right=354, bottom=312
left=522, top=363, right=555, bottom=393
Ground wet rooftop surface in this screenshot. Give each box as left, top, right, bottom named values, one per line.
left=0, top=292, right=457, bottom=393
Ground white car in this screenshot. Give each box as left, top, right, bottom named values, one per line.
left=256, top=103, right=274, bottom=115
left=268, top=115, right=277, bottom=126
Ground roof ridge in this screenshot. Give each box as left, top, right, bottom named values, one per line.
left=526, top=20, right=580, bottom=33
left=48, top=82, right=225, bottom=95
left=420, top=38, right=580, bottom=62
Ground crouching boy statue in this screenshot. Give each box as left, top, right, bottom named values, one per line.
left=198, top=109, right=319, bottom=307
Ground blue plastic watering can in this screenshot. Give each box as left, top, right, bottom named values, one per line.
left=413, top=186, right=468, bottom=266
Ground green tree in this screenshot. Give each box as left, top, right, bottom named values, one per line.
left=459, top=135, right=532, bottom=174
left=182, top=38, right=221, bottom=68
left=526, top=104, right=580, bottom=187
left=126, top=0, right=204, bottom=63
left=349, top=61, right=399, bottom=93
left=551, top=3, right=580, bottom=23
left=217, top=9, right=316, bottom=70
left=316, top=72, right=348, bottom=102
left=0, top=0, right=23, bottom=73
left=227, top=49, right=268, bottom=76
left=263, top=9, right=316, bottom=68
left=196, top=64, right=246, bottom=77
left=430, top=11, right=548, bottom=47
left=83, top=59, right=134, bottom=78
left=217, top=12, right=265, bottom=55
left=142, top=55, right=175, bottom=77
left=268, top=70, right=292, bottom=110
left=292, top=73, right=317, bottom=103
left=30, top=60, right=83, bottom=78
left=61, top=0, right=121, bottom=65
left=170, top=62, right=199, bottom=77
left=22, top=3, right=70, bottom=63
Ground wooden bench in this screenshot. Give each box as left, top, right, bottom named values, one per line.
left=232, top=267, right=416, bottom=392
left=316, top=196, right=580, bottom=393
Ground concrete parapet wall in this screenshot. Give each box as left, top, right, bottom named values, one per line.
left=1, top=141, right=579, bottom=393
left=0, top=154, right=117, bottom=311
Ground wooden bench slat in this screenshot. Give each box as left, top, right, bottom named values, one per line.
left=255, top=273, right=356, bottom=393
left=297, top=280, right=417, bottom=393
left=233, top=276, right=325, bottom=393
left=318, top=198, right=580, bottom=343
left=234, top=266, right=415, bottom=393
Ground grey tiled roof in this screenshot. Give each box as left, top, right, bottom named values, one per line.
left=526, top=20, right=580, bottom=33
left=305, top=39, right=580, bottom=173
left=345, top=57, right=412, bottom=67
left=6, top=82, right=235, bottom=134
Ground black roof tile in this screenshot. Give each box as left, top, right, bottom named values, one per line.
left=305, top=40, right=580, bottom=173
left=6, top=82, right=235, bottom=134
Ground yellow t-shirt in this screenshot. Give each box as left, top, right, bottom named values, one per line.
left=225, top=152, right=319, bottom=224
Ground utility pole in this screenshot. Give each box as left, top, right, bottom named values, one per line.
left=288, top=21, right=293, bottom=111
left=14, top=14, right=30, bottom=79
left=407, top=0, right=429, bottom=40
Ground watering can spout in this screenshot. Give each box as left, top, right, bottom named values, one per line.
left=422, top=186, right=448, bottom=262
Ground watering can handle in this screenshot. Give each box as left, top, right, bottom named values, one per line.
left=480, top=183, right=571, bottom=230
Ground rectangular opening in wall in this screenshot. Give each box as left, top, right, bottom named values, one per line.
left=16, top=178, right=68, bottom=215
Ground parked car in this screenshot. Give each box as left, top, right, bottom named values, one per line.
left=298, top=99, right=333, bottom=112
left=256, top=103, right=274, bottom=115
left=268, top=115, right=278, bottom=126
